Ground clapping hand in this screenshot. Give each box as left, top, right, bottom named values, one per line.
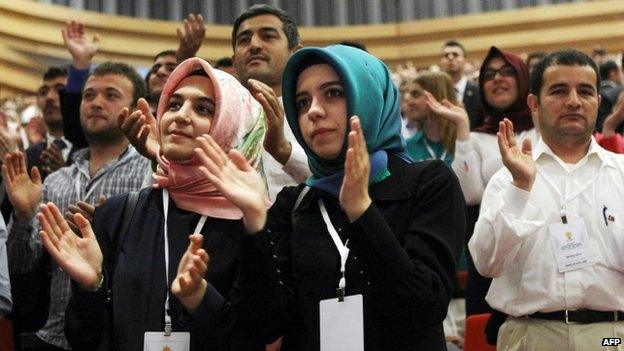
left=497, top=118, right=535, bottom=191
left=339, top=117, right=372, bottom=222
left=248, top=79, right=291, bottom=165
left=2, top=151, right=42, bottom=221
left=41, top=143, right=65, bottom=174
left=118, top=98, right=158, bottom=161
left=423, top=91, right=470, bottom=141
left=171, top=234, right=209, bottom=314
left=39, top=202, right=103, bottom=291
left=65, top=195, right=107, bottom=235
left=195, top=135, right=268, bottom=233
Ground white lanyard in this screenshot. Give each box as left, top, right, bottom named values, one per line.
left=162, top=189, right=207, bottom=335
left=318, top=199, right=349, bottom=302
left=75, top=173, right=104, bottom=202
left=537, top=163, right=603, bottom=223
left=423, top=138, right=447, bottom=161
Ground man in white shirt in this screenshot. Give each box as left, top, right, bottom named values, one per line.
left=469, top=49, right=624, bottom=350
left=440, top=40, right=482, bottom=129
left=232, top=4, right=310, bottom=200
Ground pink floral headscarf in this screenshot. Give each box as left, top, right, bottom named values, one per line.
left=153, top=57, right=265, bottom=219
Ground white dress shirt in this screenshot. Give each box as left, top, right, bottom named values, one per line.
left=455, top=76, right=468, bottom=101
left=469, top=137, right=624, bottom=317
left=452, top=129, right=539, bottom=205
left=262, top=97, right=310, bottom=201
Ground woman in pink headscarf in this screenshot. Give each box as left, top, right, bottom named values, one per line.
left=37, top=58, right=271, bottom=350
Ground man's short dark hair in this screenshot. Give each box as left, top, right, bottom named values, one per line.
left=231, top=4, right=300, bottom=50
left=530, top=49, right=600, bottom=98
left=91, top=62, right=147, bottom=108
left=442, top=39, right=466, bottom=56
left=527, top=51, right=547, bottom=65
left=214, top=57, right=233, bottom=68
left=43, top=66, right=68, bottom=81
left=599, top=60, right=619, bottom=81
left=153, top=50, right=176, bottom=62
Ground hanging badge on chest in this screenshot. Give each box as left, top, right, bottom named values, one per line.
left=144, top=331, right=190, bottom=351
left=549, top=217, right=596, bottom=273
left=319, top=294, right=364, bottom=351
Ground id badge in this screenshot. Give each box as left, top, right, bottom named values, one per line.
left=144, top=332, right=190, bottom=351
left=549, top=217, right=596, bottom=273
left=319, top=294, right=364, bottom=351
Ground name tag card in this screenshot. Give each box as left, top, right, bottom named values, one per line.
left=144, top=332, right=190, bottom=351
left=549, top=217, right=596, bottom=273
left=319, top=294, right=364, bottom=351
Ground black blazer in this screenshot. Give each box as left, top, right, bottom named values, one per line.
left=463, top=81, right=484, bottom=130
left=255, top=156, right=467, bottom=351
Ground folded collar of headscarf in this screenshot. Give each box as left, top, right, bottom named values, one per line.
left=475, top=46, right=533, bottom=135
left=153, top=57, right=265, bottom=219
left=282, top=45, right=412, bottom=197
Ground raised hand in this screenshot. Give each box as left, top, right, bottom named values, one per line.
left=339, top=117, right=372, bottom=222
left=0, top=130, right=14, bottom=167
left=247, top=79, right=291, bottom=165
left=41, top=143, right=65, bottom=174
left=195, top=134, right=267, bottom=233
left=118, top=98, right=158, bottom=161
left=171, top=234, right=209, bottom=314
left=602, top=91, right=624, bottom=138
left=176, top=13, right=206, bottom=63
left=2, top=151, right=42, bottom=221
left=38, top=202, right=103, bottom=290
left=65, top=195, right=107, bottom=235
left=497, top=118, right=535, bottom=191
left=61, top=20, right=100, bottom=70
left=424, top=91, right=470, bottom=141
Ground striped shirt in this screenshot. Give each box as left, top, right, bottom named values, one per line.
left=7, top=145, right=151, bottom=349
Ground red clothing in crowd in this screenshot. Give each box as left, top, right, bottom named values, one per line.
left=594, top=132, right=624, bottom=153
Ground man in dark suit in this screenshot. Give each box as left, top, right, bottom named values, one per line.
left=596, top=60, right=623, bottom=134
left=440, top=40, right=483, bottom=129
left=28, top=66, right=79, bottom=178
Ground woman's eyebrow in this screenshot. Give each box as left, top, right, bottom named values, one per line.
left=319, top=81, right=342, bottom=90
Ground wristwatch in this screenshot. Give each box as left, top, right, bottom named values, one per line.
left=89, top=272, right=104, bottom=292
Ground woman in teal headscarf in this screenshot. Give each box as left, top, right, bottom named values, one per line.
left=194, top=45, right=465, bottom=351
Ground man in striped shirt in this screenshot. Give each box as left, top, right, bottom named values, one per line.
left=3, top=62, right=151, bottom=350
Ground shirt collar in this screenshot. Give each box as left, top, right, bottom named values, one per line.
left=455, top=76, right=468, bottom=99
left=45, top=132, right=73, bottom=149
left=533, top=136, right=615, bottom=169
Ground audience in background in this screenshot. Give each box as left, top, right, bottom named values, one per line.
left=440, top=40, right=483, bottom=129
left=403, top=72, right=458, bottom=165
left=597, top=60, right=623, bottom=133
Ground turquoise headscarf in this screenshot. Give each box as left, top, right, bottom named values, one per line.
left=282, top=45, right=411, bottom=197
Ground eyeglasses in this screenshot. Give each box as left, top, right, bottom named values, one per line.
left=482, top=65, right=516, bottom=82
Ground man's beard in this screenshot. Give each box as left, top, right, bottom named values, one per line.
left=83, top=125, right=126, bottom=146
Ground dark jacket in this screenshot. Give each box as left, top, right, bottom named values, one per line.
left=256, top=156, right=466, bottom=351
left=464, top=81, right=484, bottom=130
left=65, top=188, right=273, bottom=351
left=597, top=81, right=622, bottom=133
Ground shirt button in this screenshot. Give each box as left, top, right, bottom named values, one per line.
left=276, top=268, right=281, bottom=274
left=269, top=241, right=275, bottom=247
left=278, top=280, right=285, bottom=286
left=272, top=254, right=278, bottom=260
left=360, top=270, right=364, bottom=275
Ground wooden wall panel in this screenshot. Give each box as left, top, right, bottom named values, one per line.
left=0, top=0, right=623, bottom=97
